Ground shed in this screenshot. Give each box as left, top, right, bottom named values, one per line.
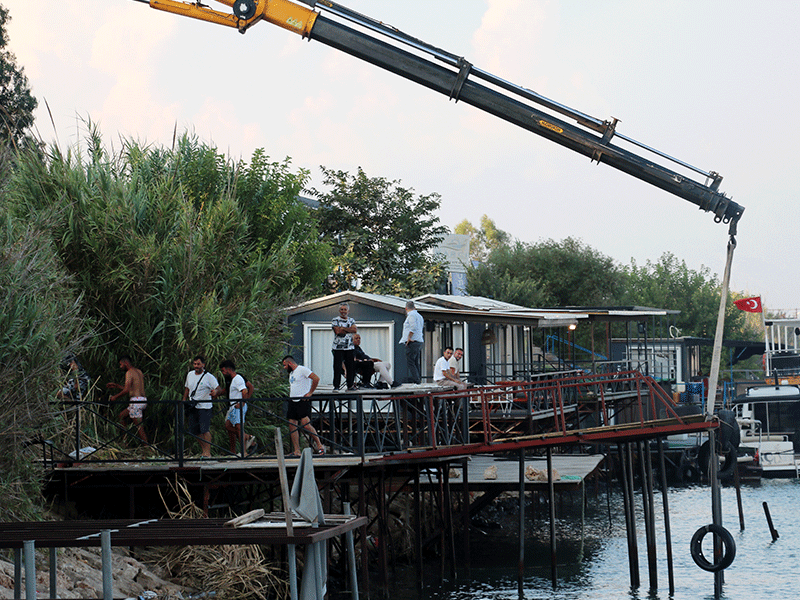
left=286, top=291, right=585, bottom=387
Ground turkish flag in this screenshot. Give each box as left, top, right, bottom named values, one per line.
left=734, top=296, right=762, bottom=313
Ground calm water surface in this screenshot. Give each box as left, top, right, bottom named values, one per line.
left=382, top=479, right=800, bottom=599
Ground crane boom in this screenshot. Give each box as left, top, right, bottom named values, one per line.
left=138, top=0, right=744, bottom=233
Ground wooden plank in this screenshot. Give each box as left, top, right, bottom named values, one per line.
left=225, top=508, right=265, bottom=527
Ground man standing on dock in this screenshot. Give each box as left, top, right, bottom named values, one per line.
left=282, top=356, right=325, bottom=457
left=400, top=300, right=424, bottom=384
left=332, top=302, right=358, bottom=391
left=182, top=355, right=220, bottom=459
left=219, top=359, right=256, bottom=457
left=108, top=355, right=148, bottom=443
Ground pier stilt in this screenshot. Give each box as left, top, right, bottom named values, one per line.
left=444, top=465, right=456, bottom=578
left=547, top=447, right=557, bottom=589
left=734, top=459, right=745, bottom=531
left=518, top=448, right=525, bottom=594
left=657, top=437, right=675, bottom=595
left=461, top=457, right=470, bottom=570
left=620, top=442, right=639, bottom=588
left=414, top=467, right=423, bottom=588
left=639, top=441, right=657, bottom=590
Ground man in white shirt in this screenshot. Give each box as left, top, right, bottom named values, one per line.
left=219, top=359, right=256, bottom=457
left=433, top=347, right=467, bottom=390
left=282, top=355, right=325, bottom=457
left=182, top=355, right=220, bottom=459
left=399, top=300, right=424, bottom=384
left=448, top=347, right=466, bottom=387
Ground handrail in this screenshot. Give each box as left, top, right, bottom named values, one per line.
left=44, top=369, right=686, bottom=465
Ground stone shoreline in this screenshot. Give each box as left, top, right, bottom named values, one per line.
left=0, top=545, right=189, bottom=599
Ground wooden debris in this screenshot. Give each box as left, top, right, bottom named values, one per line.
left=225, top=509, right=265, bottom=528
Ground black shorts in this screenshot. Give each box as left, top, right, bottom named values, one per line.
left=186, top=407, right=212, bottom=434
left=287, top=399, right=312, bottom=421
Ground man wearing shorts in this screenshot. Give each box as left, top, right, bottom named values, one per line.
left=182, top=355, right=220, bottom=458
left=219, top=359, right=256, bottom=457
left=108, top=355, right=148, bottom=443
left=282, top=356, right=324, bottom=457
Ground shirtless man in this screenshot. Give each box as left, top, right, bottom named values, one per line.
left=108, top=355, right=148, bottom=443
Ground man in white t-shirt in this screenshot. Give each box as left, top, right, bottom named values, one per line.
left=433, top=347, right=466, bottom=391
left=282, top=356, right=324, bottom=457
left=219, top=359, right=256, bottom=457
left=448, top=347, right=466, bottom=387
left=182, top=355, right=220, bottom=458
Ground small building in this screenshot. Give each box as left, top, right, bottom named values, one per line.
left=286, top=292, right=681, bottom=388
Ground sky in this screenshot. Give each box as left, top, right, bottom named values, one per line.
left=5, top=0, right=800, bottom=312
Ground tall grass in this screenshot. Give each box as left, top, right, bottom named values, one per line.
left=1, top=128, right=331, bottom=515
left=0, top=213, right=89, bottom=521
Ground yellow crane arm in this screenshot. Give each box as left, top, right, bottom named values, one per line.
left=147, top=0, right=317, bottom=36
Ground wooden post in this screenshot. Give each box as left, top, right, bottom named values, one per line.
left=518, top=449, right=525, bottom=587
left=655, top=438, right=675, bottom=594
left=461, top=457, right=471, bottom=569
left=547, top=447, right=557, bottom=589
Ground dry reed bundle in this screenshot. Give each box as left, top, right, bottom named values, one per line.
left=142, top=478, right=289, bottom=600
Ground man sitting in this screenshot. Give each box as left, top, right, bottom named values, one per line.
left=353, top=333, right=401, bottom=389
left=449, top=347, right=467, bottom=386
left=433, top=347, right=467, bottom=390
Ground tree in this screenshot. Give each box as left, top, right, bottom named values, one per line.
left=311, top=166, right=448, bottom=296
left=466, top=237, right=623, bottom=307
left=454, top=214, right=511, bottom=263
left=620, top=252, right=756, bottom=340
left=465, top=243, right=551, bottom=307
left=0, top=4, right=37, bottom=151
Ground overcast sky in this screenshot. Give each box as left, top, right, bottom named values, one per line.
left=6, top=0, right=799, bottom=312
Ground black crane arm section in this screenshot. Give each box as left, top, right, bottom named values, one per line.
left=137, top=0, right=744, bottom=233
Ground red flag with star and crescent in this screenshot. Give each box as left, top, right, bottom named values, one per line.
left=734, top=296, right=762, bottom=313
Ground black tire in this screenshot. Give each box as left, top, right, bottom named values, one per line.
left=691, top=524, right=736, bottom=572
left=717, top=409, right=740, bottom=449
left=698, top=440, right=736, bottom=480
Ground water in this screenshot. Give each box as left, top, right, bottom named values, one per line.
left=381, top=479, right=800, bottom=599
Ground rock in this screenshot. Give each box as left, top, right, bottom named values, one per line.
left=524, top=466, right=560, bottom=481
left=0, top=546, right=187, bottom=599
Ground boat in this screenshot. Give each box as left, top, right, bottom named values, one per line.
left=734, top=384, right=800, bottom=478
left=762, top=317, right=800, bottom=385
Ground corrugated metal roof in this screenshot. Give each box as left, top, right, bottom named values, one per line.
left=288, top=292, right=675, bottom=327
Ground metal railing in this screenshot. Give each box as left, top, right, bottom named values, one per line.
left=41, top=370, right=687, bottom=465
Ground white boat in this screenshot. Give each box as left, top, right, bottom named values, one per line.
left=734, top=385, right=800, bottom=478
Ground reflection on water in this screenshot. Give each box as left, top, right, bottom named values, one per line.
left=380, top=479, right=800, bottom=600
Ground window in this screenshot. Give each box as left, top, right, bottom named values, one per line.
left=303, top=321, right=395, bottom=387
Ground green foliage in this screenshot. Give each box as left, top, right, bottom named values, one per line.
left=620, top=252, right=756, bottom=340
left=311, top=166, right=448, bottom=296
left=4, top=129, right=331, bottom=457
left=0, top=213, right=88, bottom=521
left=465, top=244, right=551, bottom=307
left=466, top=237, right=623, bottom=307
left=454, top=214, right=511, bottom=263
left=0, top=4, right=37, bottom=151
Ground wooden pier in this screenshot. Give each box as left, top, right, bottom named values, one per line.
left=33, top=370, right=717, bottom=597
